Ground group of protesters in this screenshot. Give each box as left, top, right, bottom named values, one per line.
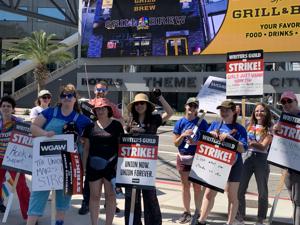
left=174, top=91, right=300, bottom=225
left=0, top=82, right=299, bottom=225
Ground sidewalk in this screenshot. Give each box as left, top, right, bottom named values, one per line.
left=1, top=178, right=293, bottom=225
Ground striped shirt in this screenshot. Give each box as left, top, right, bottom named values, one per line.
left=0, top=116, right=17, bottom=159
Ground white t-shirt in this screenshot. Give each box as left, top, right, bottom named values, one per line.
left=29, top=106, right=45, bottom=120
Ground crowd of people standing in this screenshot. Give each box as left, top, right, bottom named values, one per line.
left=0, top=83, right=299, bottom=225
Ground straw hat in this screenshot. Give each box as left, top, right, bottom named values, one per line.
left=127, top=93, right=155, bottom=113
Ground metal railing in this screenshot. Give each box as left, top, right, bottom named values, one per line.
left=13, top=59, right=78, bottom=100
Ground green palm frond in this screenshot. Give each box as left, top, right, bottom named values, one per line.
left=5, top=30, right=74, bottom=93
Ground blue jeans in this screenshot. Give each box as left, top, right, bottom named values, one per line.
left=28, top=190, right=71, bottom=216
left=125, top=188, right=162, bottom=225
left=237, top=151, right=270, bottom=221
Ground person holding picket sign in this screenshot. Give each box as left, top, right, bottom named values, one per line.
left=124, top=90, right=173, bottom=225
left=198, top=100, right=247, bottom=225
left=173, top=97, right=208, bottom=224
left=27, top=84, right=92, bottom=225
left=82, top=98, right=124, bottom=225
left=273, top=91, right=300, bottom=225
left=236, top=103, right=273, bottom=225
left=0, top=96, right=30, bottom=220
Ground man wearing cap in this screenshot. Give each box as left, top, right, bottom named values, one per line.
left=274, top=90, right=300, bottom=225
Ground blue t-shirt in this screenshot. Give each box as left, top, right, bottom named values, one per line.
left=207, top=121, right=248, bottom=158
left=173, top=117, right=208, bottom=155
left=41, top=107, right=93, bottom=135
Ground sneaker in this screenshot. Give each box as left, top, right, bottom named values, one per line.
left=196, top=221, right=206, bottom=225
left=233, top=219, right=245, bottom=225
left=178, top=211, right=192, bottom=224
left=78, top=203, right=89, bottom=215
left=0, top=204, right=6, bottom=213
left=115, top=206, right=121, bottom=213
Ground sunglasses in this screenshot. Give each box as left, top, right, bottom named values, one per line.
left=41, top=95, right=51, bottom=100
left=281, top=99, right=293, bottom=105
left=134, top=102, right=146, bottom=106
left=188, top=103, right=198, bottom=108
left=96, top=88, right=108, bottom=93
left=60, top=93, right=75, bottom=99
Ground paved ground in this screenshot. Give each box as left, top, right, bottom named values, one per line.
left=0, top=171, right=293, bottom=225
left=2, top=119, right=293, bottom=225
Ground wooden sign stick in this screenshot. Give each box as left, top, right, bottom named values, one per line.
left=2, top=172, right=20, bottom=223
left=129, top=188, right=137, bottom=225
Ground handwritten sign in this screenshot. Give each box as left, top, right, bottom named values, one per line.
left=2, top=122, right=33, bottom=174
left=189, top=132, right=238, bottom=192
left=226, top=50, right=264, bottom=98
left=197, top=76, right=226, bottom=114
left=268, top=112, right=300, bottom=172
left=32, top=134, right=74, bottom=191
left=116, top=134, right=159, bottom=189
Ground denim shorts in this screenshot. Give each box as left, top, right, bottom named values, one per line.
left=27, top=190, right=71, bottom=216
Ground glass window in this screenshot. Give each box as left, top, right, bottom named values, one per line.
left=0, top=7, right=27, bottom=21
left=38, top=8, right=65, bottom=20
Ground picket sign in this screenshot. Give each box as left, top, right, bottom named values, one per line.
left=268, top=170, right=288, bottom=225
left=2, top=173, right=20, bottom=223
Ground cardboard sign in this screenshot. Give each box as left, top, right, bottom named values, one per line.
left=226, top=50, right=264, bottom=98
left=268, top=112, right=300, bottom=172
left=197, top=76, right=226, bottom=114
left=32, top=135, right=74, bottom=191
left=2, top=122, right=33, bottom=174
left=116, top=134, right=159, bottom=189
left=61, top=152, right=83, bottom=195
left=189, top=132, right=238, bottom=192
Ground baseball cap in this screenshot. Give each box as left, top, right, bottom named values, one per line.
left=38, top=90, right=51, bottom=97
left=216, top=100, right=236, bottom=110
left=280, top=90, right=297, bottom=101
left=185, top=97, right=199, bottom=106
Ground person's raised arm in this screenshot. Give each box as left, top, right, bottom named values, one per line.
left=159, top=95, right=174, bottom=123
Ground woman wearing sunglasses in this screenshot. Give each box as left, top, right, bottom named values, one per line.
left=273, top=90, right=300, bottom=225
left=27, top=84, right=92, bottom=225
left=82, top=98, right=124, bottom=225
left=173, top=97, right=208, bottom=224
left=236, top=103, right=273, bottom=225
left=30, top=90, right=52, bottom=122
left=124, top=91, right=173, bottom=225
left=197, top=100, right=247, bottom=225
